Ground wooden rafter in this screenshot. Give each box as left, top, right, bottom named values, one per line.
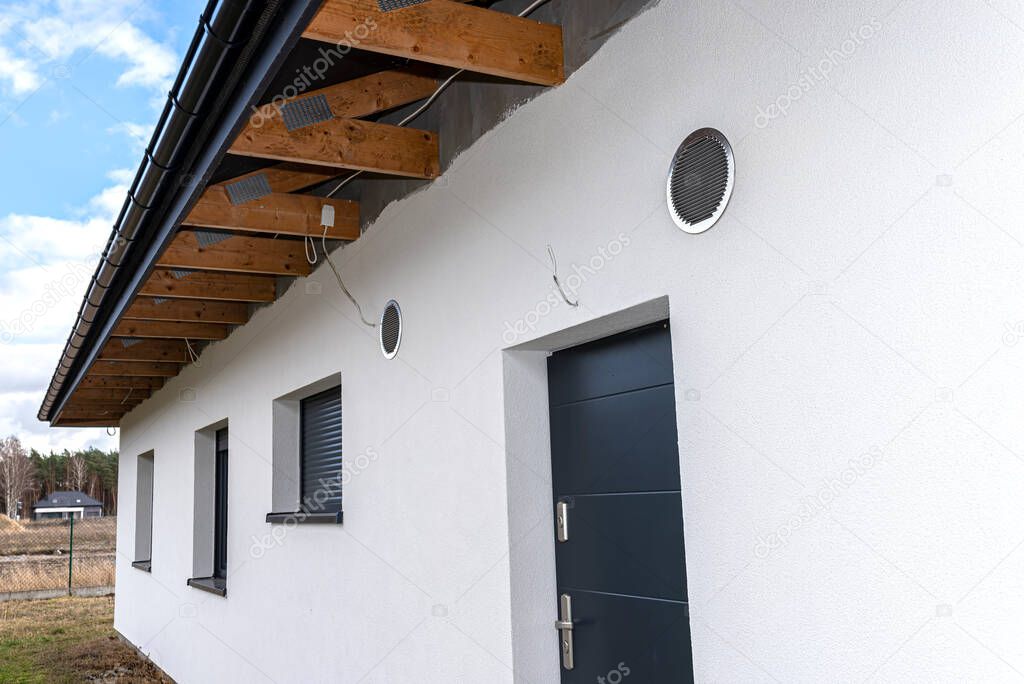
left=70, top=388, right=151, bottom=402
left=230, top=116, right=440, bottom=179
left=183, top=187, right=359, bottom=240
left=63, top=400, right=143, bottom=413
left=55, top=419, right=123, bottom=427
left=304, top=0, right=564, bottom=86
left=58, top=409, right=127, bottom=420
left=246, top=68, right=437, bottom=130
left=112, top=319, right=230, bottom=341
left=78, top=376, right=164, bottom=390
left=89, top=361, right=181, bottom=377
left=140, top=270, right=276, bottom=302
left=240, top=69, right=438, bottom=141
left=157, top=231, right=312, bottom=277
left=212, top=163, right=339, bottom=195
left=98, top=339, right=188, bottom=363
left=225, top=69, right=443, bottom=183
left=124, top=298, right=249, bottom=325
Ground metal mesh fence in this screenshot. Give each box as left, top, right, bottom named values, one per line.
left=0, top=517, right=116, bottom=596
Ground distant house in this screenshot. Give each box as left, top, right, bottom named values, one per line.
left=33, top=491, right=103, bottom=520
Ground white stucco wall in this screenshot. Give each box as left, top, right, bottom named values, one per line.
left=114, top=0, right=1024, bottom=681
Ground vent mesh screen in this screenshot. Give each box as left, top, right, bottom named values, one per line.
left=667, top=129, right=734, bottom=234
left=194, top=230, right=232, bottom=248
left=281, top=94, right=334, bottom=132
left=377, top=0, right=429, bottom=11
left=225, top=173, right=272, bottom=205
left=380, top=301, right=401, bottom=358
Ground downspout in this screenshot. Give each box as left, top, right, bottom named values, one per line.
left=37, top=0, right=260, bottom=422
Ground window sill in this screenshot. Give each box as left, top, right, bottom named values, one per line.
left=131, top=560, right=152, bottom=573
left=186, top=576, right=226, bottom=597
left=265, top=511, right=343, bottom=525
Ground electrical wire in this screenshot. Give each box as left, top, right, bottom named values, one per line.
left=547, top=244, right=579, bottom=307
left=185, top=338, right=200, bottom=365
left=321, top=231, right=376, bottom=327
left=319, top=0, right=556, bottom=324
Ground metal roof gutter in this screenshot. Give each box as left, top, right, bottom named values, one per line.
left=39, top=0, right=324, bottom=424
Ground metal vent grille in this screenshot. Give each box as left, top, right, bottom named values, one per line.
left=377, top=0, right=429, bottom=11
left=170, top=269, right=194, bottom=280
left=281, top=94, right=334, bottom=132
left=121, top=338, right=143, bottom=348
left=225, top=173, right=272, bottom=205
left=667, top=128, right=734, bottom=234
left=380, top=300, right=402, bottom=359
left=152, top=297, right=169, bottom=305
left=194, top=230, right=232, bottom=248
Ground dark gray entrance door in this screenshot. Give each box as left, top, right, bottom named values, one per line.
left=548, top=322, right=692, bottom=683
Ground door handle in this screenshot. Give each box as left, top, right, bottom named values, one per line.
left=556, top=500, right=569, bottom=542
left=556, top=593, right=574, bottom=670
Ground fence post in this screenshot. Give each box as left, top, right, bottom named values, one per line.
left=68, top=514, right=74, bottom=596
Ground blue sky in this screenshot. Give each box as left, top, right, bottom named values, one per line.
left=0, top=0, right=199, bottom=453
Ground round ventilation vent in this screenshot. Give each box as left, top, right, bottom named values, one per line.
left=667, top=128, right=734, bottom=234
left=380, top=300, right=402, bottom=359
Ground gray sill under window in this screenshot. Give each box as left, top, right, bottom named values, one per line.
left=265, top=511, right=343, bottom=525
left=131, top=560, right=151, bottom=572
left=187, top=576, right=226, bottom=597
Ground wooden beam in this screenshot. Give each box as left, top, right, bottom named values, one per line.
left=64, top=401, right=143, bottom=413
left=89, top=361, right=181, bottom=377
left=157, top=231, right=312, bottom=277
left=53, top=419, right=121, bottom=428
left=229, top=117, right=440, bottom=179
left=304, top=0, right=564, bottom=86
left=124, top=298, right=249, bottom=325
left=140, top=270, right=276, bottom=302
left=183, top=187, right=359, bottom=240
left=112, top=319, right=230, bottom=341
left=79, top=376, right=164, bottom=390
left=57, top=409, right=128, bottom=421
left=70, top=388, right=151, bottom=402
left=213, top=163, right=339, bottom=195
left=98, top=339, right=188, bottom=363
left=242, top=69, right=439, bottom=139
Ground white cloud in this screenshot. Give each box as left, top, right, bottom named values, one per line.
left=0, top=44, right=43, bottom=96
left=0, top=171, right=129, bottom=454
left=0, top=0, right=177, bottom=99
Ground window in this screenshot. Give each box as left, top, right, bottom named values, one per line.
left=213, top=428, right=229, bottom=581
left=267, top=375, right=343, bottom=524
left=189, top=422, right=228, bottom=596
left=300, top=386, right=342, bottom=514
left=132, top=451, right=154, bottom=572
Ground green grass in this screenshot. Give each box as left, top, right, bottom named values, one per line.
left=0, top=596, right=167, bottom=683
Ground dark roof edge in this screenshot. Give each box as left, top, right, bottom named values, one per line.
left=40, top=0, right=323, bottom=424
left=35, top=491, right=104, bottom=508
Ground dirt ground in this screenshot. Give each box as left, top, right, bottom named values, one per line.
left=0, top=595, right=170, bottom=683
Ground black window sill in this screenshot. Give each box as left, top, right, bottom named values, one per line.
left=131, top=560, right=152, bottom=573
left=187, top=576, right=226, bottom=597
left=265, top=511, right=343, bottom=524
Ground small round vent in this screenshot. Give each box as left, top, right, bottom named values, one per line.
left=380, top=300, right=402, bottom=359
left=667, top=128, right=734, bottom=234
